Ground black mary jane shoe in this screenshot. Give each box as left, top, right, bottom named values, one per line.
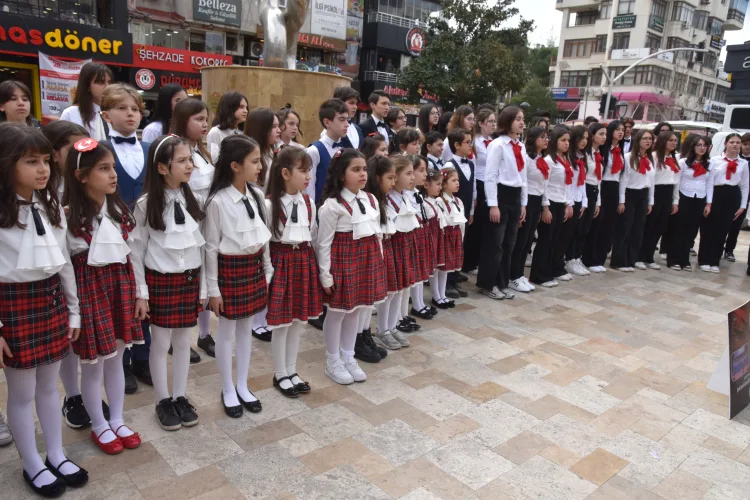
left=432, top=298, right=451, bottom=310
left=23, top=469, right=66, bottom=498
left=410, top=307, right=434, bottom=320
left=236, top=388, right=263, bottom=413
left=396, top=319, right=419, bottom=333
left=273, top=376, right=300, bottom=398
left=428, top=305, right=438, bottom=315
left=44, top=458, right=88, bottom=488
left=222, top=391, right=243, bottom=419
left=251, top=327, right=272, bottom=342
left=289, top=373, right=311, bottom=393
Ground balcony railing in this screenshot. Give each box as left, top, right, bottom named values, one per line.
left=367, top=12, right=419, bottom=29
left=364, top=71, right=398, bottom=83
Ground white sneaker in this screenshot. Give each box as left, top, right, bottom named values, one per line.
left=0, top=410, right=12, bottom=446
left=541, top=280, right=558, bottom=288
left=670, top=264, right=682, bottom=271
left=576, top=259, right=591, bottom=275
left=615, top=267, right=633, bottom=272
left=390, top=329, right=410, bottom=347
left=589, top=265, right=605, bottom=273
left=556, top=273, right=572, bottom=281
left=509, top=279, right=531, bottom=293
left=647, top=262, right=661, bottom=270
left=374, top=330, right=402, bottom=350
left=565, top=260, right=581, bottom=276
left=525, top=255, right=532, bottom=267
left=700, top=265, right=712, bottom=273
left=683, top=265, right=693, bottom=272
left=326, top=358, right=354, bottom=385
left=521, top=276, right=535, bottom=291
left=710, top=266, right=720, bottom=273
left=659, top=253, right=667, bottom=260
left=469, top=269, right=479, bottom=275
left=341, top=354, right=367, bottom=382
left=501, top=288, right=516, bottom=299
left=480, top=286, right=505, bottom=300
left=634, top=262, right=647, bottom=270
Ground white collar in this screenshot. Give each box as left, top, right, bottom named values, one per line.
left=453, top=154, right=469, bottom=164
left=427, top=154, right=441, bottom=163
left=340, top=188, right=363, bottom=203
left=281, top=191, right=304, bottom=206
left=228, top=184, right=250, bottom=204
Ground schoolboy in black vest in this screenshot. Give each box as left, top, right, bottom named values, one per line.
left=100, top=83, right=152, bottom=394
left=333, top=86, right=365, bottom=150
left=360, top=90, right=393, bottom=148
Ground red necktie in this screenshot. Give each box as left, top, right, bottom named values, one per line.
left=692, top=162, right=707, bottom=177
left=594, top=151, right=603, bottom=181
left=536, top=157, right=549, bottom=180
left=576, top=159, right=586, bottom=186
left=638, top=155, right=652, bottom=175
left=665, top=157, right=680, bottom=174
left=726, top=159, right=738, bottom=180
left=611, top=147, right=624, bottom=174
left=511, top=140, right=525, bottom=172
left=468, top=151, right=475, bottom=160
left=483, top=139, right=492, bottom=149
left=559, top=156, right=573, bottom=185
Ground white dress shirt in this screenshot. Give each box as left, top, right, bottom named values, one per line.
left=427, top=154, right=443, bottom=170
left=278, top=139, right=304, bottom=149
left=585, top=152, right=602, bottom=207
left=203, top=185, right=273, bottom=298
left=315, top=188, right=382, bottom=289
left=109, top=130, right=145, bottom=180
left=622, top=137, right=633, bottom=154
left=306, top=134, right=343, bottom=201
left=485, top=135, right=526, bottom=207
left=60, top=104, right=106, bottom=141
left=435, top=194, right=466, bottom=237
left=677, top=158, right=712, bottom=200
left=544, top=155, right=573, bottom=206
left=387, top=190, right=420, bottom=232
left=207, top=126, right=241, bottom=163
left=0, top=196, right=80, bottom=328
left=189, top=148, right=215, bottom=200
left=372, top=116, right=390, bottom=147
left=66, top=203, right=131, bottom=267
left=426, top=196, right=447, bottom=229
left=620, top=153, right=656, bottom=205
left=602, top=148, right=625, bottom=182
left=264, top=191, right=317, bottom=244
left=570, top=156, right=589, bottom=208
left=523, top=153, right=549, bottom=207
left=130, top=189, right=205, bottom=300
left=474, top=136, right=492, bottom=182
left=652, top=152, right=680, bottom=205
left=706, top=155, right=750, bottom=206
left=141, top=121, right=163, bottom=144
left=347, top=122, right=360, bottom=149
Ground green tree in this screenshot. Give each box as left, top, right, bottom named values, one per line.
left=526, top=46, right=558, bottom=87
left=398, top=0, right=533, bottom=110
left=510, top=80, right=558, bottom=120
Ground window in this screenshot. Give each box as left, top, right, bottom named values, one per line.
left=563, top=39, right=600, bottom=58
left=560, top=70, right=590, bottom=87
left=673, top=74, right=687, bottom=92
left=590, top=68, right=603, bottom=87
left=205, top=32, right=224, bottom=54
left=614, top=65, right=660, bottom=85
left=671, top=1, right=695, bottom=24
left=703, top=51, right=719, bottom=70
left=190, top=32, right=205, bottom=52
left=715, top=86, right=727, bottom=103
left=667, top=36, right=691, bottom=59
left=575, top=10, right=599, bottom=25
left=646, top=32, right=662, bottom=52
left=600, top=1, right=612, bottom=19
left=706, top=17, right=723, bottom=35
left=595, top=35, right=608, bottom=53
left=728, top=0, right=748, bottom=23
left=653, top=67, right=671, bottom=88
left=612, top=32, right=630, bottom=50
left=618, top=0, right=635, bottom=15
left=692, top=10, right=708, bottom=30
left=651, top=0, right=668, bottom=19
left=148, top=24, right=189, bottom=49
left=0, top=0, right=111, bottom=28
left=687, top=77, right=701, bottom=95
left=703, top=83, right=715, bottom=100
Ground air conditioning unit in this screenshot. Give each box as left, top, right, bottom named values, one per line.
left=699, top=96, right=706, bottom=104
left=250, top=41, right=264, bottom=59
left=681, top=21, right=689, bottom=29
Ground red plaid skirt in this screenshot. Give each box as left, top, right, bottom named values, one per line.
left=219, top=252, right=266, bottom=320
left=145, top=267, right=201, bottom=328
left=326, top=232, right=387, bottom=312
left=72, top=253, right=142, bottom=362
left=412, top=225, right=431, bottom=282
left=381, top=237, right=400, bottom=294
left=390, top=230, right=417, bottom=290
left=0, top=274, right=69, bottom=369
left=439, top=226, right=464, bottom=272
left=425, top=217, right=445, bottom=271
left=267, top=241, right=324, bottom=326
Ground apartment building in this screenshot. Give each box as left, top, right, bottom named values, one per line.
left=550, top=0, right=745, bottom=122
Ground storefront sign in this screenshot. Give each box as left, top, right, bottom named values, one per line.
left=39, top=52, right=91, bottom=117
left=612, top=48, right=650, bottom=60
left=405, top=27, right=424, bottom=57
left=311, top=0, right=347, bottom=40
left=648, top=15, right=664, bottom=33
left=134, top=69, right=156, bottom=90
left=0, top=14, right=132, bottom=64
left=193, top=0, right=242, bottom=27
left=551, top=88, right=569, bottom=99
left=133, top=44, right=232, bottom=73
left=710, top=35, right=725, bottom=50
left=297, top=33, right=347, bottom=52
left=613, top=14, right=637, bottom=30
left=130, top=69, right=203, bottom=95
left=728, top=301, right=750, bottom=418
left=725, top=44, right=750, bottom=72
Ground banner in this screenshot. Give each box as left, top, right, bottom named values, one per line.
left=311, top=0, right=347, bottom=40
left=38, top=52, right=91, bottom=118
left=729, top=300, right=750, bottom=419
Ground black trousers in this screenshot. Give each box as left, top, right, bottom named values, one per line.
left=639, top=184, right=675, bottom=264
left=478, top=184, right=521, bottom=291
left=611, top=188, right=649, bottom=268
left=559, top=202, right=581, bottom=271
left=530, top=201, right=565, bottom=284
left=510, top=195, right=542, bottom=280
left=462, top=179, right=485, bottom=272
left=725, top=200, right=748, bottom=253
left=585, top=180, right=619, bottom=267
left=569, top=183, right=598, bottom=261
left=123, top=320, right=151, bottom=365
left=667, top=193, right=705, bottom=268
left=699, top=185, right=741, bottom=267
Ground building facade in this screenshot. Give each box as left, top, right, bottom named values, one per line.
left=550, top=0, right=745, bottom=122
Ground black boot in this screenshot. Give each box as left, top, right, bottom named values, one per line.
left=123, top=364, right=137, bottom=394
left=354, top=332, right=382, bottom=363
left=131, top=360, right=153, bottom=386
left=362, top=328, right=387, bottom=359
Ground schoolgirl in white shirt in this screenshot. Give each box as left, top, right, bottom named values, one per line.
left=639, top=131, right=680, bottom=269
left=59, top=62, right=112, bottom=141
left=207, top=91, right=248, bottom=163
left=611, top=130, right=656, bottom=272
left=407, top=155, right=436, bottom=322
left=130, top=135, right=205, bottom=431
left=141, top=84, right=187, bottom=144
left=0, top=124, right=86, bottom=496
left=563, top=125, right=590, bottom=277
left=43, top=121, right=89, bottom=206
left=422, top=168, right=450, bottom=307
left=466, top=108, right=496, bottom=273
left=698, top=134, right=750, bottom=273
left=64, top=139, right=143, bottom=455
left=264, top=146, right=324, bottom=394
left=204, top=135, right=272, bottom=417
left=277, top=107, right=305, bottom=149
left=422, top=131, right=445, bottom=170
left=576, top=123, right=606, bottom=273
left=435, top=168, right=468, bottom=300
left=315, top=149, right=386, bottom=386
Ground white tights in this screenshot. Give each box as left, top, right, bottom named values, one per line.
left=150, top=326, right=192, bottom=403
left=357, top=307, right=373, bottom=333
left=376, top=295, right=395, bottom=334
left=429, top=270, right=448, bottom=302
left=198, top=310, right=211, bottom=339
left=252, top=308, right=270, bottom=331
left=215, top=317, right=255, bottom=407
left=271, top=322, right=303, bottom=390
left=400, top=287, right=411, bottom=318
left=5, top=361, right=80, bottom=487
left=411, top=282, right=426, bottom=311
left=80, top=343, right=133, bottom=445
left=323, top=309, right=360, bottom=362
left=59, top=347, right=80, bottom=398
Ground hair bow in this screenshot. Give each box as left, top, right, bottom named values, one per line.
left=74, top=138, right=98, bottom=169
left=333, top=149, right=344, bottom=159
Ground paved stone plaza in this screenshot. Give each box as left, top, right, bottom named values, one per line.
left=2, top=237, right=750, bottom=500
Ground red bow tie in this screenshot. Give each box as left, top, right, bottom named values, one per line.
left=665, top=157, right=680, bottom=173
left=726, top=159, right=739, bottom=180
left=483, top=139, right=492, bottom=149
left=536, top=156, right=549, bottom=180
left=638, top=155, right=652, bottom=175
left=576, top=159, right=586, bottom=186
left=559, top=156, right=573, bottom=185
left=692, top=162, right=707, bottom=177
left=594, top=151, right=603, bottom=181
left=511, top=140, right=524, bottom=172
left=611, top=147, right=624, bottom=174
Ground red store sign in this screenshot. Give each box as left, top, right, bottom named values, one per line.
left=132, top=44, right=232, bottom=73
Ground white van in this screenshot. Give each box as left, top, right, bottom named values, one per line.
left=711, top=105, right=750, bottom=154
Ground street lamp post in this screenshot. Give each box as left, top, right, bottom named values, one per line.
left=601, top=48, right=709, bottom=120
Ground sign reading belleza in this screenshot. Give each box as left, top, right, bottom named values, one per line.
left=193, top=0, right=242, bottom=27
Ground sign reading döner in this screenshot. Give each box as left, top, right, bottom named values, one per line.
left=133, top=44, right=232, bottom=73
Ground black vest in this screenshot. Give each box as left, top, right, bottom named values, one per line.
left=450, top=158, right=474, bottom=218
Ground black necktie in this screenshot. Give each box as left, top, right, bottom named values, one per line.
left=30, top=204, right=45, bottom=236
left=173, top=199, right=185, bottom=225
left=242, top=196, right=255, bottom=219
left=113, top=136, right=136, bottom=145
left=354, top=196, right=367, bottom=214
left=414, top=192, right=427, bottom=221
left=290, top=202, right=298, bottom=223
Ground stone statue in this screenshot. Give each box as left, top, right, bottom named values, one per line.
left=258, top=0, right=308, bottom=69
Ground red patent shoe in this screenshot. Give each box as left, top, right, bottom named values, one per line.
left=91, top=429, right=124, bottom=455
left=113, top=425, right=141, bottom=449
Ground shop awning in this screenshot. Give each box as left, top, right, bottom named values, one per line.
left=556, top=101, right=580, bottom=111
left=613, top=92, right=674, bottom=106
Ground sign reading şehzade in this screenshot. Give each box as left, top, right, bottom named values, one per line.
left=194, top=0, right=242, bottom=27
left=729, top=300, right=750, bottom=419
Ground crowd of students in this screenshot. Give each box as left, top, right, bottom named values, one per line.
left=0, top=62, right=749, bottom=497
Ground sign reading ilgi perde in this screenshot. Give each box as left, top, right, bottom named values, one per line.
left=194, top=0, right=242, bottom=27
